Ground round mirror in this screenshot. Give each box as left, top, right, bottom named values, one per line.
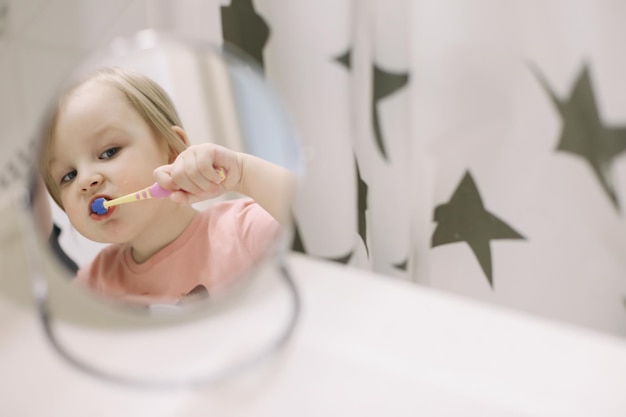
left=19, top=30, right=302, bottom=387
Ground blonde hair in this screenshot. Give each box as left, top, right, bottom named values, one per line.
left=39, top=67, right=188, bottom=208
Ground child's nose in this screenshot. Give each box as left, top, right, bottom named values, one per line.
left=80, top=173, right=103, bottom=192
left=82, top=180, right=99, bottom=192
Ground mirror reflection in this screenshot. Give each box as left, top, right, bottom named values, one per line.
left=33, top=32, right=298, bottom=311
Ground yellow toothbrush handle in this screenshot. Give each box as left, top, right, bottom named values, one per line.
left=103, top=186, right=155, bottom=209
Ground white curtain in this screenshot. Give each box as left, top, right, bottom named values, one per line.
left=408, top=0, right=626, bottom=336
left=246, top=0, right=626, bottom=336
left=254, top=0, right=412, bottom=277
left=256, top=0, right=362, bottom=266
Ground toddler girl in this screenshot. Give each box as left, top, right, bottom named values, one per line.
left=38, top=67, right=294, bottom=306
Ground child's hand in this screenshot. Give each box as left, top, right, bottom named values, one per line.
left=153, top=143, right=243, bottom=205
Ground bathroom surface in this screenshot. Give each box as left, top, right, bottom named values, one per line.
left=1, top=253, right=625, bottom=416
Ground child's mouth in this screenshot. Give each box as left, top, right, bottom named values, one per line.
left=89, top=195, right=115, bottom=220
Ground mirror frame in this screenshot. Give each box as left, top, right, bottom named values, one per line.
left=17, top=30, right=302, bottom=388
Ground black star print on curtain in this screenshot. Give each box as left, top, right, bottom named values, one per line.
left=292, top=155, right=364, bottom=265
left=334, top=48, right=410, bottom=161
left=355, top=157, right=369, bottom=257
left=335, top=49, right=351, bottom=70
left=372, top=66, right=409, bottom=160
left=220, top=0, right=270, bottom=69
left=333, top=48, right=410, bottom=268
left=393, top=259, right=407, bottom=272
left=332, top=48, right=367, bottom=263
left=532, top=64, right=626, bottom=210
left=432, top=171, right=525, bottom=288
left=373, top=65, right=410, bottom=272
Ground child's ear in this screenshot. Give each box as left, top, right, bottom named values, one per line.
left=168, top=126, right=188, bottom=163
left=172, top=126, right=189, bottom=145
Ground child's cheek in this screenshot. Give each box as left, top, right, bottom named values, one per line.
left=62, top=198, right=82, bottom=226
left=64, top=207, right=80, bottom=226
left=59, top=193, right=71, bottom=213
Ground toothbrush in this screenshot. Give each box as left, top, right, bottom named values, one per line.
left=91, top=167, right=226, bottom=215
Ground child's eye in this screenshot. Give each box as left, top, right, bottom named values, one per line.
left=100, top=147, right=120, bottom=159
left=61, top=170, right=77, bottom=184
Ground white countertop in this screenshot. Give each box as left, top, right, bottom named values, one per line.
left=1, top=253, right=625, bottom=416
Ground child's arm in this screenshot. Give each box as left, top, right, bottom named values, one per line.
left=233, top=153, right=296, bottom=224
left=153, top=143, right=296, bottom=225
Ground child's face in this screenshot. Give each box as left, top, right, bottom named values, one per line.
left=48, top=81, right=172, bottom=244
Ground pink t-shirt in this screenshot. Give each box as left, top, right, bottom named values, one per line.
left=76, top=198, right=280, bottom=305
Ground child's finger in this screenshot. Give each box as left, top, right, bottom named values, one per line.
left=169, top=153, right=219, bottom=193
left=177, top=153, right=208, bottom=194
left=188, top=148, right=227, bottom=186
left=153, top=164, right=180, bottom=191
left=187, top=145, right=227, bottom=183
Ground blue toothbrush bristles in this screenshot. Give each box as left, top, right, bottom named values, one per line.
left=91, top=198, right=108, bottom=215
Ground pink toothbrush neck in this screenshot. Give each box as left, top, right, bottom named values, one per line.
left=148, top=183, right=173, bottom=198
